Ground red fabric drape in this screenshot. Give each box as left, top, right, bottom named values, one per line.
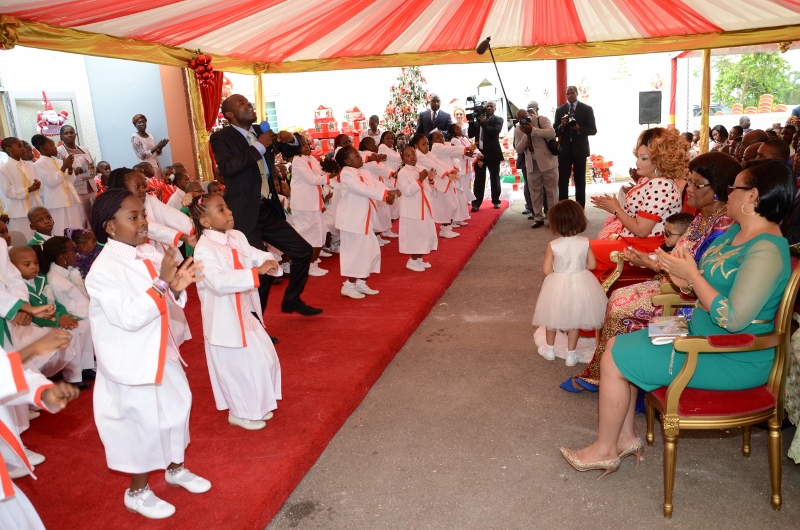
left=199, top=70, right=224, bottom=171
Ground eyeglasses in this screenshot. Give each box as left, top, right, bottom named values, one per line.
left=686, top=180, right=711, bottom=189
left=664, top=230, right=685, bottom=238
left=727, top=185, right=754, bottom=193
left=527, top=108, right=538, bottom=112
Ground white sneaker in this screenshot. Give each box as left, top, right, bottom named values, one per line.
left=539, top=345, right=556, bottom=361
left=319, top=249, right=332, bottom=258
left=124, top=486, right=176, bottom=519
left=454, top=220, right=468, bottom=226
left=262, top=411, right=274, bottom=421
left=439, top=226, right=459, bottom=239
left=382, top=230, right=399, bottom=238
left=24, top=448, right=45, bottom=466
left=164, top=467, right=212, bottom=494
left=330, top=241, right=340, bottom=253
left=281, top=262, right=291, bottom=274
left=341, top=282, right=366, bottom=299
left=354, top=280, right=379, bottom=295
left=565, top=350, right=578, bottom=367
left=377, top=237, right=390, bottom=246
left=418, top=259, right=432, bottom=269
left=308, top=264, right=327, bottom=277
left=8, top=464, right=31, bottom=479
left=406, top=258, right=425, bottom=272
left=228, top=412, right=266, bottom=430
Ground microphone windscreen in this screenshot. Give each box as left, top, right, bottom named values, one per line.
left=259, top=121, right=272, bottom=132
left=476, top=37, right=491, bottom=55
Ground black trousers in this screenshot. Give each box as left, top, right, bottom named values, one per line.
left=558, top=154, right=587, bottom=208
left=518, top=153, right=532, bottom=210
left=249, top=199, right=313, bottom=311
left=472, top=160, right=501, bottom=208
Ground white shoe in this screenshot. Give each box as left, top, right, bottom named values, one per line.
left=228, top=412, right=266, bottom=430
left=418, top=259, right=432, bottom=268
left=24, top=448, right=45, bottom=466
left=281, top=262, right=291, bottom=274
left=377, top=237, right=390, bottom=246
left=406, top=258, right=425, bottom=272
left=539, top=345, right=556, bottom=361
left=354, top=280, right=379, bottom=295
left=382, top=230, right=399, bottom=238
left=330, top=242, right=340, bottom=253
left=341, top=282, right=366, bottom=299
left=439, top=226, right=459, bottom=239
left=454, top=220, right=468, bottom=226
left=314, top=258, right=321, bottom=264
left=124, top=486, right=176, bottom=519
left=319, top=249, right=332, bottom=258
left=308, top=264, right=327, bottom=277
left=8, top=464, right=31, bottom=479
left=262, top=411, right=274, bottom=421
left=565, top=350, right=578, bottom=367
left=164, top=467, right=212, bottom=494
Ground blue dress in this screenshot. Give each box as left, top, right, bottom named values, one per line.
left=613, top=225, right=790, bottom=392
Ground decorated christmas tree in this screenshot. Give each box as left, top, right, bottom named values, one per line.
left=383, top=67, right=430, bottom=135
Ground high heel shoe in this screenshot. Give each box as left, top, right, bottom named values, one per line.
left=618, top=437, right=644, bottom=467
left=559, top=447, right=620, bottom=480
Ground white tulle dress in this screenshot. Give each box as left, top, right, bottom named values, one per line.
left=532, top=235, right=607, bottom=330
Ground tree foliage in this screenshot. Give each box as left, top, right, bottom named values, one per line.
left=712, top=53, right=797, bottom=108
left=383, top=67, right=430, bottom=135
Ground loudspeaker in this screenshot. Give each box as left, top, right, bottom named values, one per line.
left=639, top=91, right=662, bottom=125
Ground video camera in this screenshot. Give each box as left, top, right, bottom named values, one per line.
left=465, top=96, right=488, bottom=121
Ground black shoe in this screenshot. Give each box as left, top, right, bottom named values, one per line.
left=493, top=203, right=501, bottom=209
left=281, top=299, right=323, bottom=316
left=81, top=368, right=96, bottom=381
left=521, top=209, right=531, bottom=215
left=74, top=381, right=91, bottom=391
left=527, top=214, right=535, bottom=220
left=271, top=336, right=279, bottom=344
left=471, top=206, right=479, bottom=212
left=531, top=221, right=544, bottom=228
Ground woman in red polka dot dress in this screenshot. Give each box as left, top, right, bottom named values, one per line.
left=589, top=128, right=687, bottom=280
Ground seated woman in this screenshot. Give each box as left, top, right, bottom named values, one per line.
left=589, top=128, right=686, bottom=280
left=560, top=159, right=794, bottom=477
left=563, top=152, right=741, bottom=392
left=711, top=124, right=729, bottom=151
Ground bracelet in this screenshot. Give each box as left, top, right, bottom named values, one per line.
left=152, top=278, right=169, bottom=295
left=613, top=211, right=618, bottom=217
left=687, top=270, right=703, bottom=287
left=679, top=286, right=694, bottom=295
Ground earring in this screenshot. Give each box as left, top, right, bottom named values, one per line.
left=741, top=203, right=756, bottom=216
left=713, top=194, right=719, bottom=201
left=654, top=167, right=662, bottom=177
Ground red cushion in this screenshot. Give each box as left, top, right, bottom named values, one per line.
left=706, top=333, right=756, bottom=348
left=650, top=385, right=776, bottom=416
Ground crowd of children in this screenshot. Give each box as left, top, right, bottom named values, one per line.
left=0, top=125, right=485, bottom=525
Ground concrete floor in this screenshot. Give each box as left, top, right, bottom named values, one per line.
left=268, top=198, right=800, bottom=530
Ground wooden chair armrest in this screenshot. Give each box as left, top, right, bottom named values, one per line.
left=651, top=293, right=698, bottom=316
left=660, top=282, right=679, bottom=294
left=601, top=251, right=626, bottom=292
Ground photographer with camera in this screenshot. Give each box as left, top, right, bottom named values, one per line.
left=514, top=101, right=558, bottom=228
left=554, top=86, right=597, bottom=208
left=467, top=101, right=504, bottom=211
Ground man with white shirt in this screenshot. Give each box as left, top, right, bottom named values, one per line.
left=359, top=115, right=383, bottom=143
left=210, top=94, right=321, bottom=317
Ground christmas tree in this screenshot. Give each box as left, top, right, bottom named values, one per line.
left=383, top=67, right=430, bottom=135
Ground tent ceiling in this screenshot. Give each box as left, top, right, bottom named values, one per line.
left=1, top=0, right=799, bottom=74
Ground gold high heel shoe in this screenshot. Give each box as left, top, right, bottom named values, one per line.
left=559, top=447, right=621, bottom=480
left=618, top=437, right=644, bottom=467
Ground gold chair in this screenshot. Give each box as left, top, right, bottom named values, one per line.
left=645, top=260, right=800, bottom=518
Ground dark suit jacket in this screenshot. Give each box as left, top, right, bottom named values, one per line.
left=209, top=124, right=284, bottom=244
left=554, top=101, right=597, bottom=159
left=781, top=193, right=800, bottom=245
left=468, top=114, right=504, bottom=163
left=416, top=109, right=452, bottom=136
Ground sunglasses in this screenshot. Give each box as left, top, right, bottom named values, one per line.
left=686, top=181, right=711, bottom=189
left=664, top=230, right=685, bottom=238
left=727, top=185, right=754, bottom=193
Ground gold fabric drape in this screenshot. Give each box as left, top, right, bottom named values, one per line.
left=699, top=49, right=711, bottom=155
left=10, top=17, right=800, bottom=74
left=186, top=72, right=214, bottom=182
left=253, top=74, right=265, bottom=125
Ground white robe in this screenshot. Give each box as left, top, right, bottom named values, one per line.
left=336, top=167, right=387, bottom=278
left=377, top=145, right=402, bottom=220
left=46, top=266, right=94, bottom=370
left=397, top=166, right=438, bottom=255
left=33, top=156, right=83, bottom=237
left=0, top=160, right=43, bottom=240
left=194, top=230, right=282, bottom=420
left=414, top=149, right=456, bottom=224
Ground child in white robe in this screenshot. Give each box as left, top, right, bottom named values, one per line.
left=190, top=193, right=283, bottom=430
left=321, top=147, right=400, bottom=299
left=429, top=130, right=474, bottom=229
left=409, top=134, right=461, bottom=239
left=449, top=123, right=478, bottom=222
left=42, top=237, right=95, bottom=376
left=378, top=131, right=402, bottom=221
left=31, top=135, right=83, bottom=236
left=397, top=147, right=438, bottom=272
left=359, top=137, right=396, bottom=241
left=0, top=138, right=43, bottom=240
left=85, top=189, right=210, bottom=520
left=0, top=331, right=80, bottom=530
left=288, top=136, right=330, bottom=277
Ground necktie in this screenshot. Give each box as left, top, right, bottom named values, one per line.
left=570, top=103, right=575, bottom=114
left=432, top=111, right=437, bottom=124
left=479, top=126, right=484, bottom=149
left=247, top=131, right=271, bottom=199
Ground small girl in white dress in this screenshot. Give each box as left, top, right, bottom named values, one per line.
left=532, top=200, right=606, bottom=367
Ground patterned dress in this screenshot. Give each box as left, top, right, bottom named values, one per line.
left=576, top=207, right=733, bottom=387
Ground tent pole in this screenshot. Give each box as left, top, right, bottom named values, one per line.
left=699, top=49, right=711, bottom=154
left=556, top=60, right=567, bottom=106
left=669, top=57, right=677, bottom=129
left=254, top=73, right=265, bottom=124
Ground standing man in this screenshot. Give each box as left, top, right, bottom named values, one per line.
left=468, top=102, right=504, bottom=211
left=359, top=115, right=384, bottom=143
left=416, top=94, right=451, bottom=136
left=210, top=94, right=322, bottom=318
left=513, top=110, right=533, bottom=217
left=554, top=86, right=597, bottom=208
left=739, top=115, right=751, bottom=135
left=514, top=102, right=558, bottom=228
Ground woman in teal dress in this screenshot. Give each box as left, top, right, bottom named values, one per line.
left=560, top=159, right=795, bottom=478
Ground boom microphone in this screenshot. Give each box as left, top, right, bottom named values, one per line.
left=476, top=37, right=491, bottom=55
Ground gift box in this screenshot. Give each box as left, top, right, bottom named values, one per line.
left=314, top=105, right=334, bottom=120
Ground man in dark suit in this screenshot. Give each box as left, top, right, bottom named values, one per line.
left=468, top=101, right=504, bottom=210
left=210, top=94, right=322, bottom=317
left=554, top=86, right=597, bottom=208
left=416, top=94, right=451, bottom=136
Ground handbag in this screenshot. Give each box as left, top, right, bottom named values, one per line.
left=538, top=116, right=560, bottom=156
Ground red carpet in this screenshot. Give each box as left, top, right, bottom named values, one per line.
left=19, top=200, right=507, bottom=529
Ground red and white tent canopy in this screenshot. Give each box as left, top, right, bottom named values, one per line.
left=2, top=0, right=800, bottom=72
